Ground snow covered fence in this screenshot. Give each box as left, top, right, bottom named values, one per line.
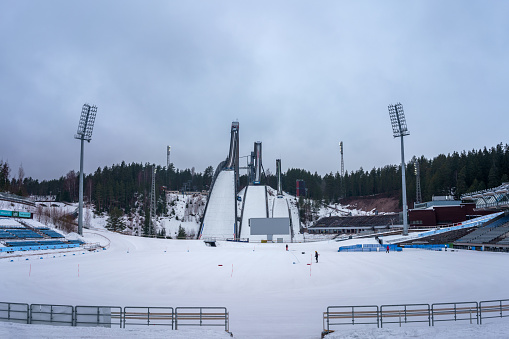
left=323, top=298, right=509, bottom=333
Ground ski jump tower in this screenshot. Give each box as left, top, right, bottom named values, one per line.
left=199, top=122, right=240, bottom=240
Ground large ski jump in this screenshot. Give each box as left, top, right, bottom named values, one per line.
left=199, top=122, right=239, bottom=240
left=200, top=170, right=236, bottom=239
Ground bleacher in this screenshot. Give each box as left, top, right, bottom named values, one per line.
left=37, top=240, right=66, bottom=246
left=497, top=237, right=509, bottom=245
left=0, top=216, right=80, bottom=252
left=456, top=215, right=509, bottom=244
left=67, top=239, right=85, bottom=245
left=0, top=229, right=17, bottom=239
left=6, top=229, right=43, bottom=239
left=315, top=215, right=400, bottom=228
left=5, top=241, right=41, bottom=247
left=399, top=227, right=473, bottom=246
left=39, top=229, right=65, bottom=238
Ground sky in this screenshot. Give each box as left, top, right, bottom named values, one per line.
left=1, top=1, right=509, bottom=181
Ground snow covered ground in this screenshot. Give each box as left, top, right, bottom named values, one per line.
left=2, top=226, right=509, bottom=338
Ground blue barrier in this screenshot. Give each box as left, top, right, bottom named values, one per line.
left=0, top=244, right=80, bottom=252
left=404, top=244, right=447, bottom=251
left=339, top=244, right=403, bottom=252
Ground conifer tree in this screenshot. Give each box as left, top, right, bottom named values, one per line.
left=105, top=207, right=125, bottom=232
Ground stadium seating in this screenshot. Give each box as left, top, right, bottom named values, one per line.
left=456, top=216, right=509, bottom=244
left=39, top=229, right=65, bottom=238
left=37, top=240, right=66, bottom=246
left=497, top=237, right=509, bottom=245
left=6, top=229, right=43, bottom=239
left=0, top=230, right=17, bottom=239
left=5, top=241, right=41, bottom=247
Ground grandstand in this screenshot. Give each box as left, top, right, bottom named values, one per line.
left=0, top=215, right=80, bottom=251
left=454, top=214, right=509, bottom=247
left=309, top=214, right=400, bottom=235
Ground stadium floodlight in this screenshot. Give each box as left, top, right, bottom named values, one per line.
left=75, top=104, right=98, bottom=236
left=388, top=103, right=410, bottom=236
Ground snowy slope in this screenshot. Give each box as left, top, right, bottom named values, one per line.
left=200, top=170, right=236, bottom=239
left=239, top=185, right=268, bottom=240
left=272, top=196, right=289, bottom=218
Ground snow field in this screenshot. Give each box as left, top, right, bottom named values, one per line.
left=2, top=228, right=509, bottom=338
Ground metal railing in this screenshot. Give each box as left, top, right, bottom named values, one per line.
left=380, top=304, right=430, bottom=328
left=123, top=307, right=174, bottom=328
left=431, top=301, right=478, bottom=325
left=30, top=304, right=74, bottom=326
left=0, top=302, right=29, bottom=324
left=0, top=301, right=229, bottom=333
left=480, top=299, right=509, bottom=324
left=323, top=305, right=379, bottom=331
left=75, top=305, right=122, bottom=328
left=324, top=298, right=509, bottom=332
left=175, top=307, right=229, bottom=332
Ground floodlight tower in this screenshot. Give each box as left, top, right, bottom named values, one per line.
left=74, top=103, right=97, bottom=236
left=388, top=103, right=410, bottom=236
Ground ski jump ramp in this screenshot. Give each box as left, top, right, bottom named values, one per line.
left=272, top=196, right=289, bottom=218
left=200, top=170, right=236, bottom=240
left=239, top=185, right=269, bottom=240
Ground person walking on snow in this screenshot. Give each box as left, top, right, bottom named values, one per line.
left=386, top=245, right=390, bottom=253
left=315, top=251, right=319, bottom=263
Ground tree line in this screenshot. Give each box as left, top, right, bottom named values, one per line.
left=2, top=143, right=509, bottom=213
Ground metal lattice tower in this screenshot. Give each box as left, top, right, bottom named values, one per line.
left=166, top=146, right=171, bottom=168
left=149, top=165, right=156, bottom=235
left=414, top=158, right=422, bottom=204
left=339, top=141, right=345, bottom=198
left=339, top=141, right=344, bottom=178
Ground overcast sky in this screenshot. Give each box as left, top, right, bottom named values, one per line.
left=1, top=1, right=508, bottom=181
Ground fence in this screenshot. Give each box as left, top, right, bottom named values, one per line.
left=323, top=305, right=379, bottom=331
left=323, top=298, right=509, bottom=333
left=479, top=299, right=509, bottom=324
left=123, top=307, right=174, bottom=328
left=0, top=302, right=29, bottom=324
left=30, top=304, right=74, bottom=326
left=175, top=307, right=229, bottom=331
left=0, top=301, right=229, bottom=333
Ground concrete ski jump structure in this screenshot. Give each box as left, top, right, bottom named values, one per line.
left=199, top=122, right=292, bottom=242
left=239, top=185, right=269, bottom=240
left=200, top=170, right=237, bottom=239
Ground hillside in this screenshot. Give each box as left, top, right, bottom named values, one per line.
left=339, top=192, right=400, bottom=213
